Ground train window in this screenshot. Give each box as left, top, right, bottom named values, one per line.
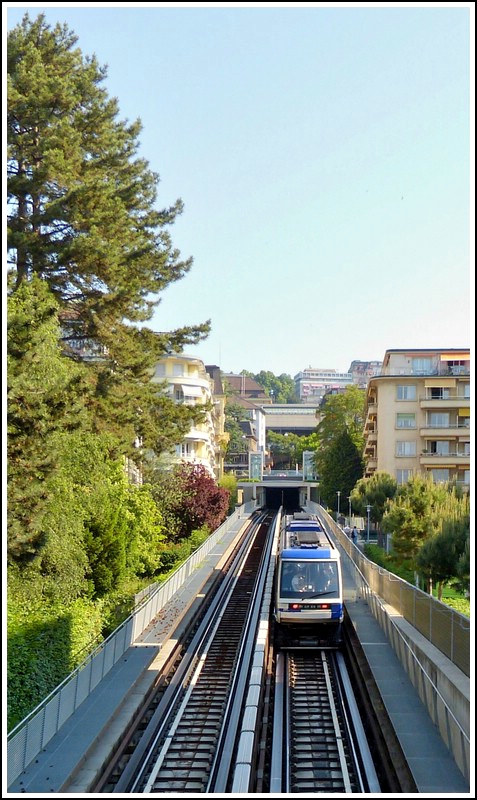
left=279, top=561, right=339, bottom=598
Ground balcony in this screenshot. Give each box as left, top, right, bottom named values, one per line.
left=420, top=452, right=470, bottom=467
left=419, top=424, right=469, bottom=438
left=420, top=397, right=469, bottom=410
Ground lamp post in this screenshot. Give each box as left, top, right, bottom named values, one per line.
left=336, top=490, right=341, bottom=522
left=366, top=504, right=372, bottom=542
left=347, top=496, right=352, bottom=524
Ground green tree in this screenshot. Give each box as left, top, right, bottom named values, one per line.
left=350, top=472, right=398, bottom=526
left=219, top=473, right=239, bottom=512
left=381, top=476, right=468, bottom=573
left=317, top=430, right=364, bottom=511
left=416, top=515, right=469, bottom=598
left=251, top=371, right=299, bottom=403
left=7, top=13, right=211, bottom=457
left=317, top=385, right=366, bottom=452
left=224, top=401, right=249, bottom=456
left=7, top=276, right=92, bottom=560
left=267, top=431, right=302, bottom=469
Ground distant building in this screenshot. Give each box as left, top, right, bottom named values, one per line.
left=348, top=360, right=382, bottom=388
left=363, top=348, right=470, bottom=487
left=223, top=373, right=272, bottom=403
left=294, top=367, right=353, bottom=403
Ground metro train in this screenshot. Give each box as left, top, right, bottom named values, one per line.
left=274, top=512, right=343, bottom=647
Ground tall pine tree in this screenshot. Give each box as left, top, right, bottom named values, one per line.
left=7, top=13, right=211, bottom=455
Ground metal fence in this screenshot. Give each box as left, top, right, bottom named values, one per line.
left=7, top=501, right=257, bottom=786
left=307, top=501, right=470, bottom=677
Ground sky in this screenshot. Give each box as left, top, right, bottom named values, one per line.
left=5, top=2, right=474, bottom=378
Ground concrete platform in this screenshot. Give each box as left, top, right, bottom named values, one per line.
left=7, top=513, right=471, bottom=795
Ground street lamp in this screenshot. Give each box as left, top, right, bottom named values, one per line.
left=347, top=495, right=352, bottom=524
left=366, top=504, right=372, bottom=542
left=336, top=490, right=341, bottom=521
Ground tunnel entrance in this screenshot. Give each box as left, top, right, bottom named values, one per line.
left=264, top=486, right=301, bottom=509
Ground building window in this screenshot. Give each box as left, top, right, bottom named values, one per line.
left=428, top=387, right=450, bottom=400
left=174, top=388, right=184, bottom=402
left=429, top=441, right=450, bottom=455
left=396, top=385, right=417, bottom=400
left=428, top=412, right=450, bottom=427
left=430, top=469, right=450, bottom=483
left=155, top=364, right=166, bottom=377
left=396, top=469, right=413, bottom=484
left=463, top=384, right=470, bottom=399
left=412, top=357, right=432, bottom=374
left=396, top=413, right=416, bottom=428
left=176, top=443, right=195, bottom=457
left=396, top=441, right=416, bottom=456
left=173, top=364, right=184, bottom=376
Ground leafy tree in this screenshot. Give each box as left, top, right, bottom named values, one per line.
left=316, top=431, right=364, bottom=511
left=381, top=476, right=468, bottom=571
left=267, top=431, right=302, bottom=469
left=145, top=463, right=230, bottom=541
left=123, top=485, right=166, bottom=577
left=219, top=473, right=239, bottom=512
left=7, top=13, right=211, bottom=457
left=224, top=401, right=249, bottom=455
left=7, top=276, right=92, bottom=560
left=316, top=385, right=366, bottom=452
left=251, top=371, right=299, bottom=403
left=416, top=516, right=469, bottom=598
left=350, top=472, right=398, bottom=526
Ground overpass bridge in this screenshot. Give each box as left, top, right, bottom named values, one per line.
left=238, top=472, right=318, bottom=511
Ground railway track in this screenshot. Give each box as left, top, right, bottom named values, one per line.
left=269, top=649, right=380, bottom=793
left=91, top=506, right=417, bottom=794
left=94, top=510, right=275, bottom=793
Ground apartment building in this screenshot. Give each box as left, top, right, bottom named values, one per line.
left=363, top=349, right=470, bottom=487
left=151, top=354, right=226, bottom=480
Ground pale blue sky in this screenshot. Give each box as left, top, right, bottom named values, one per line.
left=5, top=3, right=474, bottom=377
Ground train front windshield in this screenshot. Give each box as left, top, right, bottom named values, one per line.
left=279, top=560, right=339, bottom=599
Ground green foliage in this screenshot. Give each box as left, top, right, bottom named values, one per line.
left=7, top=13, right=211, bottom=461
left=251, top=370, right=299, bottom=403
left=317, top=430, right=364, bottom=510
left=7, top=591, right=103, bottom=731
left=350, top=472, right=398, bottom=523
left=317, top=385, right=366, bottom=452
left=219, top=473, right=239, bottom=512
left=7, top=276, right=92, bottom=560
left=224, top=401, right=250, bottom=455
left=123, top=485, right=167, bottom=576
left=382, top=475, right=468, bottom=568
left=267, top=431, right=303, bottom=469
left=416, top=514, right=470, bottom=597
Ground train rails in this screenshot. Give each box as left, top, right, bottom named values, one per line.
left=95, top=510, right=275, bottom=793
left=91, top=506, right=415, bottom=794
left=269, top=649, right=380, bottom=793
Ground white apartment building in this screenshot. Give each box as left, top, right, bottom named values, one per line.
left=363, top=349, right=470, bottom=487
left=294, top=367, right=353, bottom=403
left=151, top=353, right=225, bottom=479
